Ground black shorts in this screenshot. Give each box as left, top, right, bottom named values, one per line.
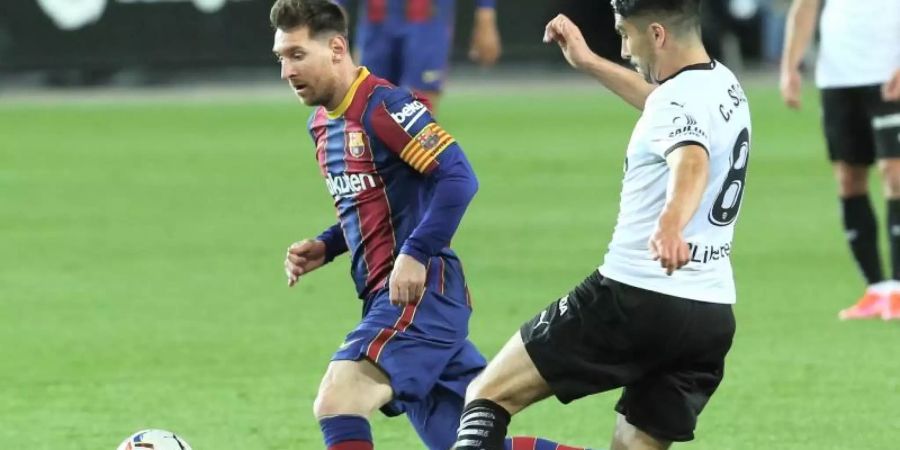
left=821, top=85, right=900, bottom=165
left=520, top=271, right=735, bottom=442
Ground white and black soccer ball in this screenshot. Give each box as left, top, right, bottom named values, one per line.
left=117, top=429, right=192, bottom=450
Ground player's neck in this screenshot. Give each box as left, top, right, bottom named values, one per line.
left=325, top=64, right=363, bottom=111
left=655, top=44, right=711, bottom=83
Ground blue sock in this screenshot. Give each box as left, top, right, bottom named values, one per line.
left=319, top=415, right=372, bottom=448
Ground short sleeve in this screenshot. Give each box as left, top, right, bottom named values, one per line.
left=642, top=95, right=711, bottom=159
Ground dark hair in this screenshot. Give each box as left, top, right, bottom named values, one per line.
left=270, top=0, right=348, bottom=36
left=611, top=0, right=701, bottom=31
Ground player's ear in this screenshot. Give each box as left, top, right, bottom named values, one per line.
left=330, top=34, right=349, bottom=63
left=649, top=22, right=666, bottom=48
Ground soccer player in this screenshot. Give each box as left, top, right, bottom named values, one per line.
left=780, top=0, right=900, bottom=320
left=332, top=0, right=502, bottom=109
left=271, top=1, right=484, bottom=449
left=454, top=0, right=751, bottom=449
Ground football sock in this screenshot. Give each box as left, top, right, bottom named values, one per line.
left=319, top=415, right=373, bottom=450
left=455, top=399, right=511, bottom=450
left=841, top=195, right=883, bottom=285
left=505, top=436, right=593, bottom=450
left=888, top=199, right=900, bottom=281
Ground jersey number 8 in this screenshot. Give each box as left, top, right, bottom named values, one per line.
left=709, top=127, right=750, bottom=226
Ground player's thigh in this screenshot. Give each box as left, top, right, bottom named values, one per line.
left=465, top=331, right=552, bottom=415
left=821, top=87, right=876, bottom=167
left=400, top=22, right=452, bottom=93
left=314, top=359, right=393, bottom=418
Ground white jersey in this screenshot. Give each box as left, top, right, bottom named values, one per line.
left=598, top=61, right=751, bottom=304
left=816, top=0, right=900, bottom=88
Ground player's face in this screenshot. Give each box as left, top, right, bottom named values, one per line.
left=615, top=15, right=656, bottom=84
left=273, top=26, right=342, bottom=106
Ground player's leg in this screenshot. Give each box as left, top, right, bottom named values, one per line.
left=504, top=436, right=596, bottom=450
left=399, top=20, right=451, bottom=112
left=313, top=359, right=393, bottom=450
left=454, top=332, right=552, bottom=450
left=610, top=414, right=670, bottom=450
left=821, top=87, right=888, bottom=319
left=456, top=271, right=637, bottom=450
left=870, top=85, right=900, bottom=319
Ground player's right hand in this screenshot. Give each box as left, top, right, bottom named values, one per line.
left=543, top=14, right=593, bottom=70
left=284, top=239, right=327, bottom=287
left=648, top=227, right=690, bottom=276
left=780, top=68, right=803, bottom=109
left=883, top=69, right=900, bottom=102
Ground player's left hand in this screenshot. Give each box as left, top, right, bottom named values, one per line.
left=883, top=69, right=900, bottom=102
left=469, top=8, right=501, bottom=66
left=649, top=227, right=690, bottom=276
left=389, top=254, right=428, bottom=306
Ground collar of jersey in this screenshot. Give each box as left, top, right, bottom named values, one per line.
left=327, top=67, right=370, bottom=119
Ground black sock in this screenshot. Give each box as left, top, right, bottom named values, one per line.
left=454, top=399, right=511, bottom=450
left=888, top=199, right=900, bottom=280
left=841, top=195, right=884, bottom=285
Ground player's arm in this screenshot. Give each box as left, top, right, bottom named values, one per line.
left=543, top=14, right=655, bottom=111
left=651, top=145, right=709, bottom=275
left=284, top=224, right=348, bottom=287
left=469, top=0, right=501, bottom=66
left=780, top=0, right=821, bottom=109
left=371, top=92, right=479, bottom=305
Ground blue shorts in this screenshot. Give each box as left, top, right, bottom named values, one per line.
left=333, top=254, right=485, bottom=450
left=356, top=20, right=453, bottom=93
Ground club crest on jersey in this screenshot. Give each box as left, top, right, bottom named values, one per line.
left=347, top=132, right=366, bottom=158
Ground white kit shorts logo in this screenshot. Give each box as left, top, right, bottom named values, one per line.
left=37, top=0, right=237, bottom=31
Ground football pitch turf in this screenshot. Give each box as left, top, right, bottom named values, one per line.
left=2, top=85, right=899, bottom=449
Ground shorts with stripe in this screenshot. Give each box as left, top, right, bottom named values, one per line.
left=332, top=253, right=485, bottom=450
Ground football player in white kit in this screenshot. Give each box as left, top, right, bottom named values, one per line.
left=453, top=1, right=751, bottom=449
left=781, top=0, right=900, bottom=320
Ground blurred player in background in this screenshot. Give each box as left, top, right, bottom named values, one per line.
left=333, top=0, right=502, bottom=110
left=780, top=0, right=900, bottom=320
left=272, top=1, right=484, bottom=448
left=455, top=0, right=751, bottom=448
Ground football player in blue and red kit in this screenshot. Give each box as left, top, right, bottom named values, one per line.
left=333, top=0, right=501, bottom=109
left=273, top=1, right=482, bottom=449
left=272, top=2, right=594, bottom=449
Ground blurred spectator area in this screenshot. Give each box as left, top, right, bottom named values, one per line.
left=0, top=0, right=787, bottom=86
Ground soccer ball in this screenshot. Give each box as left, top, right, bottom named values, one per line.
left=116, top=429, right=192, bottom=450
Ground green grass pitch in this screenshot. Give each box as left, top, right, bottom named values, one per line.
left=2, top=85, right=899, bottom=449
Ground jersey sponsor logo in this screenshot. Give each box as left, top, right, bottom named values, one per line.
left=347, top=132, right=366, bottom=158
left=688, top=242, right=733, bottom=264
left=325, top=172, right=377, bottom=199
left=390, top=100, right=428, bottom=131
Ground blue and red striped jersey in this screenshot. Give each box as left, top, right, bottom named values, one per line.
left=334, top=0, right=494, bottom=24
left=308, top=67, right=477, bottom=299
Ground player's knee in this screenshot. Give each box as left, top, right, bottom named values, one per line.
left=834, top=163, right=869, bottom=196
left=312, top=378, right=379, bottom=419
left=611, top=416, right=671, bottom=450
left=878, top=160, right=900, bottom=197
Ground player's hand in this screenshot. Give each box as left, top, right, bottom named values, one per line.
left=469, top=8, right=501, bottom=66
left=648, top=226, right=690, bottom=276
left=389, top=254, right=427, bottom=306
left=284, top=239, right=327, bottom=287
left=543, top=14, right=594, bottom=70
left=883, top=69, right=900, bottom=102
left=780, top=67, right=803, bottom=109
